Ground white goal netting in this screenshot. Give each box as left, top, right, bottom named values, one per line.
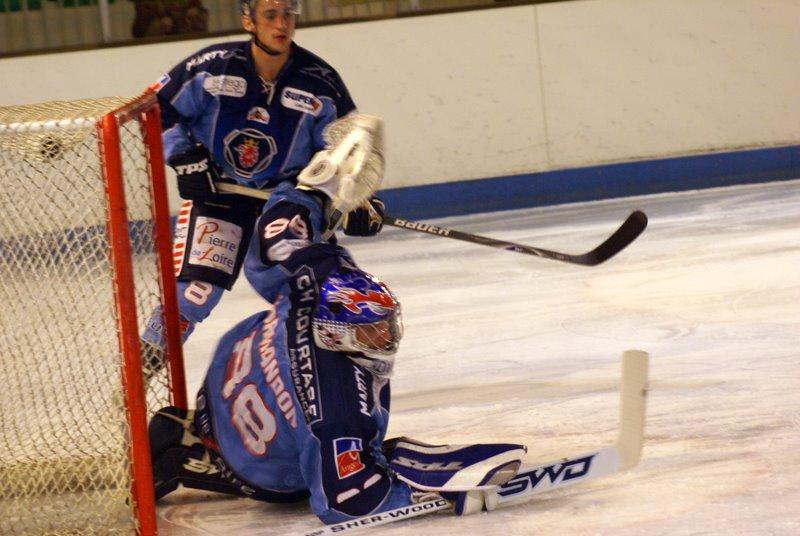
left=0, top=96, right=181, bottom=536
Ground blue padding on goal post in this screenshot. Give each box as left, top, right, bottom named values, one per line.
left=378, top=145, right=800, bottom=220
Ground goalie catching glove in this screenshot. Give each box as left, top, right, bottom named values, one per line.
left=297, top=113, right=385, bottom=237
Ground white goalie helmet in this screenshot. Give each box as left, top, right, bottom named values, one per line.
left=312, top=268, right=403, bottom=378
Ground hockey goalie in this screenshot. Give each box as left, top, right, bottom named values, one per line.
left=149, top=251, right=526, bottom=523
left=148, top=113, right=526, bottom=524
left=149, top=113, right=647, bottom=528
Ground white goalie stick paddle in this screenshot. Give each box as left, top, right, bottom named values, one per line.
left=299, top=350, right=649, bottom=535
left=212, top=182, right=647, bottom=266
left=486, top=349, right=648, bottom=508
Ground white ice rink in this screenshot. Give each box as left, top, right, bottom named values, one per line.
left=159, top=179, right=800, bottom=535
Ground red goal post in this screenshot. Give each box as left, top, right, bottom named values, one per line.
left=0, top=92, right=185, bottom=535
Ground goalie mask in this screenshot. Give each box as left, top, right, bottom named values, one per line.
left=313, top=269, right=403, bottom=378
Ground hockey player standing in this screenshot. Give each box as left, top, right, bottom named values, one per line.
left=142, top=0, right=384, bottom=351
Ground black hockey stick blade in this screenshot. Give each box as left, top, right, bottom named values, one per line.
left=383, top=210, right=648, bottom=266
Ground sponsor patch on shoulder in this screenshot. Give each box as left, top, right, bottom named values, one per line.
left=203, top=75, right=247, bottom=97
left=281, top=87, right=322, bottom=116
left=333, top=437, right=365, bottom=479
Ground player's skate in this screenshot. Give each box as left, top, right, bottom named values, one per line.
left=149, top=406, right=312, bottom=503
left=149, top=406, right=247, bottom=500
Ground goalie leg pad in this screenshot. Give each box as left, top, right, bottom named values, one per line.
left=384, top=436, right=526, bottom=491
left=149, top=406, right=310, bottom=502
left=453, top=490, right=487, bottom=515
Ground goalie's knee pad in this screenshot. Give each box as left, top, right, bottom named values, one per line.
left=149, top=406, right=310, bottom=502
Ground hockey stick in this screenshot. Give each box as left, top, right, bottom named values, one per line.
left=485, top=349, right=648, bottom=508
left=300, top=350, right=649, bottom=535
left=212, top=182, right=647, bottom=266
left=301, top=499, right=452, bottom=536
left=388, top=211, right=647, bottom=266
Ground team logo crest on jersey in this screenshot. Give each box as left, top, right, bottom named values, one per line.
left=333, top=437, right=365, bottom=479
left=237, top=139, right=260, bottom=168
left=281, top=87, right=322, bottom=116
left=247, top=106, right=270, bottom=125
left=223, top=128, right=277, bottom=178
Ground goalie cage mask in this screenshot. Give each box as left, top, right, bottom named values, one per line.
left=313, top=268, right=403, bottom=378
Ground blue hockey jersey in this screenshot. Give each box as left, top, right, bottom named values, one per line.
left=198, top=188, right=415, bottom=524
left=154, top=40, right=356, bottom=189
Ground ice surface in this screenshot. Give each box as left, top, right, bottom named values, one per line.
left=160, top=180, right=800, bottom=535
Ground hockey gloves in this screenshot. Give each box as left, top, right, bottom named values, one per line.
left=343, top=197, right=385, bottom=236
left=169, top=144, right=221, bottom=202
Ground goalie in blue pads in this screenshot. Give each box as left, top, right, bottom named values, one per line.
left=149, top=242, right=526, bottom=523
left=149, top=114, right=525, bottom=521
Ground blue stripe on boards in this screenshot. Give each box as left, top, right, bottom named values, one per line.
left=379, top=145, right=800, bottom=220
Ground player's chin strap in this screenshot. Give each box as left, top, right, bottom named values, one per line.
left=296, top=113, right=385, bottom=240
left=250, top=33, right=282, bottom=56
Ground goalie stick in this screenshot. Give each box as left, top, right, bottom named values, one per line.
left=212, top=182, right=647, bottom=266
left=300, top=350, right=649, bottom=535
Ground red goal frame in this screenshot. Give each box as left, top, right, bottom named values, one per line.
left=97, top=91, right=186, bottom=536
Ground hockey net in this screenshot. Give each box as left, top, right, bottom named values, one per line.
left=0, top=94, right=185, bottom=535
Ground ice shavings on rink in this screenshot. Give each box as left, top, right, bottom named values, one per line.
left=161, top=179, right=800, bottom=536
